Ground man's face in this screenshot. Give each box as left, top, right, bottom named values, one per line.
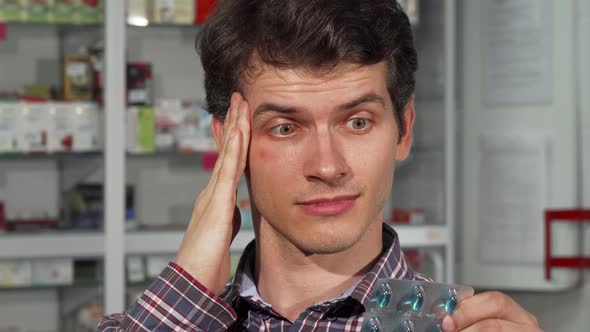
left=241, top=61, right=414, bottom=254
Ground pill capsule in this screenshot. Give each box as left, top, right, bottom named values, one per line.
left=370, top=281, right=392, bottom=308
left=399, top=319, right=415, bottom=332
left=444, top=289, right=458, bottom=313
left=362, top=316, right=382, bottom=332
left=397, top=285, right=425, bottom=312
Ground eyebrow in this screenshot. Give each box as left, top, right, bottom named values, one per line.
left=252, top=92, right=386, bottom=119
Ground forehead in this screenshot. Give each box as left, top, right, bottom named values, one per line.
left=241, top=62, right=390, bottom=104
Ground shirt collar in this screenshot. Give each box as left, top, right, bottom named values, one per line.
left=228, top=223, right=417, bottom=309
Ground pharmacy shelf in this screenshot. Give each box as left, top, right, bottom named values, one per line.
left=0, top=230, right=255, bottom=260
left=126, top=229, right=255, bottom=256
left=0, top=225, right=447, bottom=260
left=0, top=232, right=104, bottom=259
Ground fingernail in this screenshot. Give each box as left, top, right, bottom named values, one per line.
left=442, top=316, right=455, bottom=332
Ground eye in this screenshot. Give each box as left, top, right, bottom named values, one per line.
left=270, top=123, right=296, bottom=137
left=346, top=118, right=370, bottom=131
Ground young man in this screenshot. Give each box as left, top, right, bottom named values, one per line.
left=100, top=0, right=541, bottom=331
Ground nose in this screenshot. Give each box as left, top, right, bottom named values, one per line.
left=303, top=130, right=352, bottom=186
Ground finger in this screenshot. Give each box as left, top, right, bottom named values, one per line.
left=212, top=128, right=243, bottom=203
left=460, top=319, right=543, bottom=332
left=442, top=292, right=539, bottom=332
left=236, top=99, right=251, bottom=172
left=211, top=93, right=242, bottom=182
left=200, top=93, right=239, bottom=206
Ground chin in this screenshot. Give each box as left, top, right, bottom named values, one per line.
left=285, top=216, right=372, bottom=255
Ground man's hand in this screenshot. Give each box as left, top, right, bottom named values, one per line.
left=442, top=291, right=542, bottom=331
left=175, top=93, right=250, bottom=296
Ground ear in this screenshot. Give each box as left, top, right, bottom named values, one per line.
left=395, top=95, right=416, bottom=161
left=211, top=116, right=225, bottom=152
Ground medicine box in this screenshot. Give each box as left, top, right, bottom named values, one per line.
left=0, top=260, right=32, bottom=287
left=31, top=258, right=73, bottom=286
left=0, top=0, right=26, bottom=22
left=18, top=102, right=50, bottom=153
left=0, top=101, right=20, bottom=153
left=23, top=0, right=54, bottom=23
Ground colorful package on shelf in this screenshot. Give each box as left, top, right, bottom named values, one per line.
left=68, top=183, right=103, bottom=229
left=154, top=98, right=183, bottom=150
left=77, top=0, right=102, bottom=24
left=0, top=101, right=20, bottom=153
left=152, top=0, right=195, bottom=25
left=127, top=106, right=155, bottom=154
left=31, top=258, right=73, bottom=286
left=175, top=101, right=215, bottom=152
left=23, top=0, right=54, bottom=23
left=63, top=55, right=94, bottom=101
left=0, top=0, right=27, bottom=22
left=127, top=62, right=152, bottom=106
left=390, top=208, right=425, bottom=225
left=18, top=101, right=49, bottom=153
left=0, top=260, right=32, bottom=287
left=24, top=84, right=55, bottom=100
left=53, top=0, right=78, bottom=24
left=195, top=0, right=216, bottom=24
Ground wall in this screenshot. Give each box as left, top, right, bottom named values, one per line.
left=459, top=0, right=589, bottom=330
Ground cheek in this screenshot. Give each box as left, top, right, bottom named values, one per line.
left=248, top=136, right=300, bottom=181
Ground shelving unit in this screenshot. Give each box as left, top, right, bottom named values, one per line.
left=0, top=0, right=458, bottom=327
left=0, top=225, right=450, bottom=260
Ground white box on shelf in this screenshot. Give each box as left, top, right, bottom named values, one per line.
left=155, top=98, right=184, bottom=150
left=175, top=102, right=216, bottom=152
left=31, top=258, right=74, bottom=286
left=0, top=101, right=20, bottom=153
left=0, top=260, right=33, bottom=287
left=48, top=102, right=75, bottom=153
left=152, top=0, right=195, bottom=24
left=18, top=102, right=50, bottom=153
left=127, top=0, right=150, bottom=26
left=72, top=102, right=100, bottom=152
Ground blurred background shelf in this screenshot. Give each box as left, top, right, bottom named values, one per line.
left=0, top=225, right=448, bottom=260
left=0, top=232, right=104, bottom=259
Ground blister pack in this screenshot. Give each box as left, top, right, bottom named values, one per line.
left=362, top=279, right=474, bottom=332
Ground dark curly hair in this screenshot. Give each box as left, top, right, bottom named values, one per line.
left=197, top=0, right=417, bottom=137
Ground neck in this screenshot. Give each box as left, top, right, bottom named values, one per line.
left=253, top=220, right=383, bottom=322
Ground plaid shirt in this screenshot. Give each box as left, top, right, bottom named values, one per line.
left=99, top=224, right=431, bottom=331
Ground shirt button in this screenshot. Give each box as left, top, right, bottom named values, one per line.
left=326, top=315, right=338, bottom=322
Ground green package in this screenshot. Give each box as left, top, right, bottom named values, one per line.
left=137, top=106, right=155, bottom=153
left=53, top=0, right=78, bottom=24
left=77, top=0, right=102, bottom=24
left=0, top=0, right=26, bottom=22
left=24, top=0, right=55, bottom=23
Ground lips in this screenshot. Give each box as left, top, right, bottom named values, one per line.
left=298, top=194, right=359, bottom=217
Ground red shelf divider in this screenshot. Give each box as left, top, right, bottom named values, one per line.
left=545, top=209, right=590, bottom=279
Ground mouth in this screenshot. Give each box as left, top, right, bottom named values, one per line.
left=297, top=194, right=359, bottom=217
